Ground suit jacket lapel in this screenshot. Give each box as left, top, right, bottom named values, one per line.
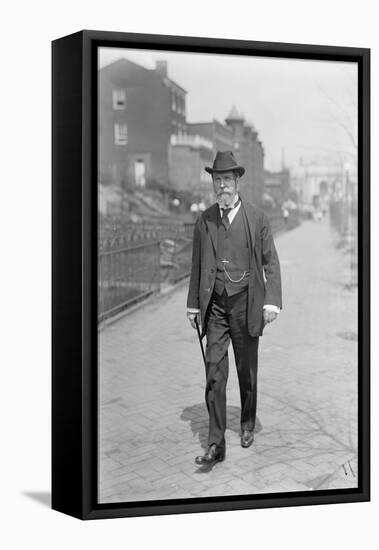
left=204, top=203, right=219, bottom=255
left=240, top=201, right=256, bottom=260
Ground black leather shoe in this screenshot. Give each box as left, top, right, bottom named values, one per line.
left=241, top=430, right=254, bottom=448
left=195, top=444, right=225, bottom=465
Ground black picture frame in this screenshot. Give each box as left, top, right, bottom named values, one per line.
left=52, top=29, right=370, bottom=520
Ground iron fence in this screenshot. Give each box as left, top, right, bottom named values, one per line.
left=160, top=236, right=194, bottom=286
left=99, top=216, right=189, bottom=242
left=98, top=209, right=300, bottom=321
left=98, top=239, right=161, bottom=321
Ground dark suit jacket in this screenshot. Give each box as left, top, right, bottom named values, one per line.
left=186, top=199, right=282, bottom=337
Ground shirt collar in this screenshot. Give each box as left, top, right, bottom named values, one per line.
left=218, top=194, right=240, bottom=214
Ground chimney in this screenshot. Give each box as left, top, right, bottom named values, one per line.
left=155, top=60, right=168, bottom=78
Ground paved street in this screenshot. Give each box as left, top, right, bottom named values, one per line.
left=98, top=217, right=358, bottom=503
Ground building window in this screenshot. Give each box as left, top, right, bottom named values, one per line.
left=114, top=123, right=128, bottom=145
left=112, top=89, right=126, bottom=110
left=171, top=90, right=176, bottom=111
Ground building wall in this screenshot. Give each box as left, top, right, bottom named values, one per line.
left=225, top=119, right=265, bottom=205
left=168, top=144, right=213, bottom=199
left=188, top=116, right=265, bottom=205
left=99, top=61, right=266, bottom=207
left=187, top=120, right=234, bottom=156
left=99, top=58, right=187, bottom=189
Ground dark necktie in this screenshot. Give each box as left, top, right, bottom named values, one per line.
left=221, top=207, right=232, bottom=229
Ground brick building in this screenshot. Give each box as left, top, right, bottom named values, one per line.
left=187, top=120, right=234, bottom=157
left=224, top=106, right=265, bottom=205
left=99, top=60, right=266, bottom=207
left=168, top=134, right=213, bottom=200
left=99, top=58, right=187, bottom=189
left=188, top=108, right=265, bottom=205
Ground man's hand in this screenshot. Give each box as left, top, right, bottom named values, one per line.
left=263, top=309, right=278, bottom=326
left=187, top=312, right=201, bottom=330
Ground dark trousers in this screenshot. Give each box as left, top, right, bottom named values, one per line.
left=205, top=290, right=259, bottom=451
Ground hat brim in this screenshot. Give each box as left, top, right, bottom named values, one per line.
left=205, top=165, right=245, bottom=177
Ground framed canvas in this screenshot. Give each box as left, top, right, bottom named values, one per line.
left=52, top=30, right=370, bottom=520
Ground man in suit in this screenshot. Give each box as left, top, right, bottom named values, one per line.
left=187, top=150, right=282, bottom=466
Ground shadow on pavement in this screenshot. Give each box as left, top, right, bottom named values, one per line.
left=181, top=404, right=263, bottom=475
left=180, top=403, right=208, bottom=449
left=180, top=403, right=263, bottom=451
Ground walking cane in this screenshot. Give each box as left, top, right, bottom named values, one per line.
left=194, top=318, right=206, bottom=368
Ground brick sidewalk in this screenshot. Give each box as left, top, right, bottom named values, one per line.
left=98, top=218, right=358, bottom=503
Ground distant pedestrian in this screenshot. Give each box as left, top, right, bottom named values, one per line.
left=187, top=151, right=282, bottom=466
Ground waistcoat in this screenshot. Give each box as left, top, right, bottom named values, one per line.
left=214, top=207, right=250, bottom=296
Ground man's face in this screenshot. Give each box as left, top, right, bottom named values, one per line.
left=212, top=171, right=239, bottom=207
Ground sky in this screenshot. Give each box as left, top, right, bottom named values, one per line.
left=99, top=47, right=357, bottom=172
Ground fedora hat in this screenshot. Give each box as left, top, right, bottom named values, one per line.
left=205, top=150, right=245, bottom=177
